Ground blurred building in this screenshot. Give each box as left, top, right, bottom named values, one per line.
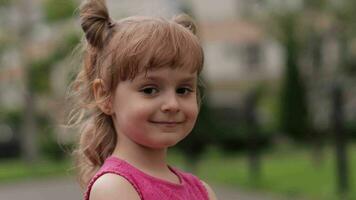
left=189, top=0, right=283, bottom=107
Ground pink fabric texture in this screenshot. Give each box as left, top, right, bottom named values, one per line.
left=84, top=156, right=209, bottom=200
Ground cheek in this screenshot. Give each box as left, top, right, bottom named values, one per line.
left=185, top=100, right=199, bottom=122
left=120, top=104, right=151, bottom=124
left=115, top=108, right=148, bottom=139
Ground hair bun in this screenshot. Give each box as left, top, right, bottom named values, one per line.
left=80, top=0, right=114, bottom=49
left=173, top=14, right=197, bottom=35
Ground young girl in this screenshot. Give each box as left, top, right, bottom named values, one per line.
left=68, top=0, right=217, bottom=199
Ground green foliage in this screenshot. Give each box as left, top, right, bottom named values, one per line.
left=210, top=86, right=273, bottom=154
left=28, top=59, right=51, bottom=93
left=215, top=116, right=271, bottom=154
left=0, top=0, right=12, bottom=7
left=258, top=89, right=280, bottom=133
left=36, top=114, right=67, bottom=161
left=0, top=109, right=23, bottom=133
left=304, top=0, right=327, bottom=10
left=25, top=32, right=80, bottom=158
left=213, top=110, right=248, bottom=152
left=346, top=120, right=356, bottom=139
left=0, top=109, right=22, bottom=158
left=28, top=32, right=80, bottom=93
left=49, top=32, right=81, bottom=61
left=179, top=1, right=195, bottom=18
left=278, top=15, right=310, bottom=142
left=43, top=0, right=77, bottom=22
left=0, top=28, right=13, bottom=55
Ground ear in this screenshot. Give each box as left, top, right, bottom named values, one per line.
left=93, top=78, right=113, bottom=115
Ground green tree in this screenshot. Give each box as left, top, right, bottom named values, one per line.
left=43, top=0, right=76, bottom=22
left=3, top=0, right=79, bottom=163
left=278, top=14, right=310, bottom=142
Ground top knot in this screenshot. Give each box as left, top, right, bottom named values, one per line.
left=80, top=0, right=114, bottom=49
left=173, top=14, right=197, bottom=35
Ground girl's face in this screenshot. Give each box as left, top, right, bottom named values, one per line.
left=111, top=67, right=199, bottom=149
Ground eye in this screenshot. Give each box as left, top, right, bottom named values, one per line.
left=140, top=87, right=159, bottom=95
left=176, top=87, right=193, bottom=95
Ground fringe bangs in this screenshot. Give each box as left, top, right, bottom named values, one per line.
left=106, top=17, right=204, bottom=82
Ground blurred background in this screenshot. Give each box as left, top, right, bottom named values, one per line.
left=0, top=0, right=355, bottom=199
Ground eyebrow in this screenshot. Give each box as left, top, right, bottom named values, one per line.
left=143, top=76, right=197, bottom=83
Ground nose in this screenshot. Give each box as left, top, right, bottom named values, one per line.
left=161, top=92, right=180, bottom=113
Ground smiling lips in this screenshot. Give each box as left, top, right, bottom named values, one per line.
left=149, top=120, right=184, bottom=125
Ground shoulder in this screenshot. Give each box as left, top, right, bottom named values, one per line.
left=89, top=173, right=141, bottom=200
left=201, top=181, right=218, bottom=200
left=174, top=168, right=217, bottom=200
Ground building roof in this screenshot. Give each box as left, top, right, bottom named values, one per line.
left=199, top=20, right=264, bottom=43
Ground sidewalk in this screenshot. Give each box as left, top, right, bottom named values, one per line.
left=0, top=176, right=286, bottom=200
left=0, top=176, right=82, bottom=200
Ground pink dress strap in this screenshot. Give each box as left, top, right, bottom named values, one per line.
left=84, top=156, right=209, bottom=200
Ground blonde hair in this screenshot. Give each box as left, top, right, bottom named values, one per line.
left=67, top=0, right=204, bottom=188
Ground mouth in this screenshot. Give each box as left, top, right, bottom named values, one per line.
left=149, top=120, right=184, bottom=125
left=149, top=120, right=184, bottom=128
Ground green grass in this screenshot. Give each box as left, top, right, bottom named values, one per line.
left=0, top=158, right=73, bottom=183
left=190, top=145, right=356, bottom=200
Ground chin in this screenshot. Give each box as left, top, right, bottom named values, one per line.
left=146, top=140, right=181, bottom=149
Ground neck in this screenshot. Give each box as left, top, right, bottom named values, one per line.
left=112, top=139, right=168, bottom=172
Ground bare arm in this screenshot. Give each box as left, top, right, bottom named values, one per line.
left=202, top=181, right=218, bottom=200
left=89, top=173, right=140, bottom=200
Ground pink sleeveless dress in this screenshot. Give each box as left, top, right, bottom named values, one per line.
left=84, top=156, right=209, bottom=200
